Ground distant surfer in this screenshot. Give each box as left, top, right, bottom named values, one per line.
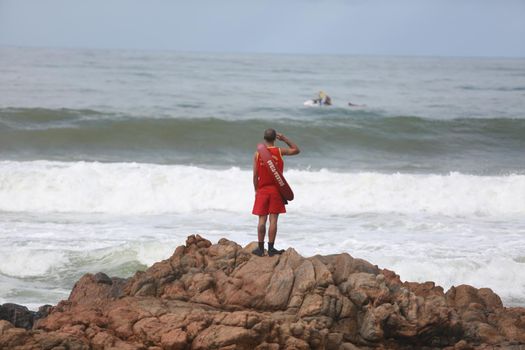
left=316, top=91, right=332, bottom=106
left=348, top=101, right=366, bottom=107
left=304, top=91, right=332, bottom=107
left=252, top=129, right=300, bottom=257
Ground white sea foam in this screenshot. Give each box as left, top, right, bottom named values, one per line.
left=375, top=255, right=525, bottom=304
left=0, top=249, right=69, bottom=277
left=0, top=161, right=523, bottom=216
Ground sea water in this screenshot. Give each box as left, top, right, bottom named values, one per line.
left=0, top=47, right=524, bottom=308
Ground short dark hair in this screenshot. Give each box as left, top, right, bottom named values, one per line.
left=264, top=128, right=276, bottom=142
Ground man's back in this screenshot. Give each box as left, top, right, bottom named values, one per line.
left=256, top=146, right=283, bottom=193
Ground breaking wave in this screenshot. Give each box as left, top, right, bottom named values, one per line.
left=0, top=161, right=523, bottom=216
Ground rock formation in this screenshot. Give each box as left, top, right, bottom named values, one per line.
left=1, top=235, right=524, bottom=349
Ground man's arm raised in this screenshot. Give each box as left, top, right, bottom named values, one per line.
left=253, top=151, right=259, bottom=192
left=277, top=133, right=300, bottom=156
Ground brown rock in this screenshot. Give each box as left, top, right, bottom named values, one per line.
left=359, top=303, right=396, bottom=342
left=299, top=293, right=324, bottom=317
left=284, top=336, right=310, bottom=350
left=477, top=288, right=503, bottom=311
left=495, top=307, right=525, bottom=342
left=454, top=339, right=472, bottom=350
left=191, top=325, right=258, bottom=350
left=1, top=235, right=523, bottom=350
left=186, top=320, right=209, bottom=340
left=264, top=255, right=296, bottom=310
left=339, top=343, right=362, bottom=350
left=92, top=331, right=117, bottom=349
left=133, top=316, right=164, bottom=343
left=476, top=322, right=505, bottom=344
left=0, top=320, right=14, bottom=335
left=446, top=285, right=484, bottom=310
left=404, top=281, right=445, bottom=298
left=0, top=303, right=36, bottom=329
left=326, top=332, right=343, bottom=349
left=310, top=256, right=334, bottom=287
left=106, top=303, right=140, bottom=339
left=161, top=328, right=187, bottom=350
left=68, top=273, right=125, bottom=307
left=345, top=272, right=388, bottom=306
left=255, top=342, right=280, bottom=350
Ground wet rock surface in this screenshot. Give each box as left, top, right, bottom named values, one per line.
left=1, top=235, right=524, bottom=349
left=0, top=303, right=52, bottom=330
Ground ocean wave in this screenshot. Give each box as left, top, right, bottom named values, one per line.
left=0, top=161, right=523, bottom=216
left=0, top=107, right=106, bottom=126
left=0, top=249, right=69, bottom=278
left=2, top=106, right=525, bottom=124
left=1, top=108, right=524, bottom=172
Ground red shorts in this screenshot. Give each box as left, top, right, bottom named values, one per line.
left=252, top=189, right=286, bottom=216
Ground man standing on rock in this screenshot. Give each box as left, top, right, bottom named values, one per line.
left=252, top=128, right=300, bottom=257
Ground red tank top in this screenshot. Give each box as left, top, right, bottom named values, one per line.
left=257, top=146, right=284, bottom=193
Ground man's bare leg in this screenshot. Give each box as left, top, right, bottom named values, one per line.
left=258, top=215, right=268, bottom=242
left=268, top=214, right=278, bottom=243
left=252, top=215, right=267, bottom=256
left=268, top=214, right=284, bottom=256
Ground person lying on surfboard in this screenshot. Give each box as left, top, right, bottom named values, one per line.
left=251, top=128, right=300, bottom=257
left=314, top=91, right=332, bottom=106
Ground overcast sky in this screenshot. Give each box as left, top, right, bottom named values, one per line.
left=1, top=0, right=524, bottom=57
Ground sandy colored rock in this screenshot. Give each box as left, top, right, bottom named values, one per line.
left=191, top=325, right=258, bottom=349
left=160, top=328, right=187, bottom=350
left=0, top=320, right=14, bottom=335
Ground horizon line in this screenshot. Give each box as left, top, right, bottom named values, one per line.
left=1, top=44, right=524, bottom=60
